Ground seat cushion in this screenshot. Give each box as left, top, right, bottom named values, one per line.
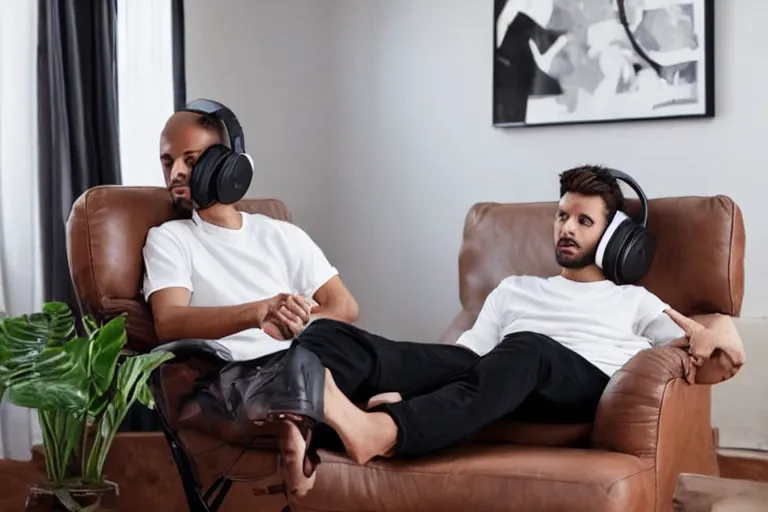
left=470, top=420, right=591, bottom=447
left=290, top=445, right=654, bottom=512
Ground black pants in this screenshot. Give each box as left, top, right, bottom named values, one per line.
left=294, top=319, right=610, bottom=457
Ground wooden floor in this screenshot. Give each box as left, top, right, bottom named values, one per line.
left=0, top=458, right=45, bottom=510
left=1, top=440, right=765, bottom=511
left=0, top=433, right=288, bottom=511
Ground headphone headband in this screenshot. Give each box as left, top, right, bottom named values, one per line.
left=605, top=167, right=648, bottom=226
left=184, top=98, right=246, bottom=154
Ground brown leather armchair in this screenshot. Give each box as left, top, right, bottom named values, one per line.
left=67, top=186, right=745, bottom=512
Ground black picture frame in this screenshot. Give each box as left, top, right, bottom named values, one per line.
left=492, top=0, right=715, bottom=128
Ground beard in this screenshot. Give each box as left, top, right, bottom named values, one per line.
left=555, top=237, right=597, bottom=269
left=169, top=179, right=194, bottom=211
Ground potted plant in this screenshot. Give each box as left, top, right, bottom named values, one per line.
left=0, top=302, right=174, bottom=511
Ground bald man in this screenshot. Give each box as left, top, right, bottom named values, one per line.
left=142, top=109, right=359, bottom=491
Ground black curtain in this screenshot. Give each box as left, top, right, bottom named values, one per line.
left=172, top=0, right=187, bottom=110
left=37, top=0, right=122, bottom=308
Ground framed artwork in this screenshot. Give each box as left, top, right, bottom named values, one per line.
left=492, top=0, right=715, bottom=127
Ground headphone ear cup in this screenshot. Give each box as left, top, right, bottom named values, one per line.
left=600, top=220, right=634, bottom=284
left=190, top=144, right=231, bottom=208
left=216, top=153, right=254, bottom=205
left=616, top=228, right=657, bottom=285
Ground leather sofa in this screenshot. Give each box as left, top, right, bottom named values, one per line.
left=67, top=186, right=745, bottom=512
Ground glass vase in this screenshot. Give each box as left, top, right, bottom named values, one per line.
left=24, top=480, right=118, bottom=511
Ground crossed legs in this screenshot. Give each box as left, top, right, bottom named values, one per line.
left=283, top=319, right=610, bottom=493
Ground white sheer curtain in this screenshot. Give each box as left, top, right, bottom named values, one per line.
left=0, top=0, right=174, bottom=460
left=0, top=0, right=44, bottom=460
left=117, top=0, right=175, bottom=187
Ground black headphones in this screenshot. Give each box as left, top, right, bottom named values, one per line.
left=183, top=99, right=254, bottom=209
left=595, top=168, right=657, bottom=285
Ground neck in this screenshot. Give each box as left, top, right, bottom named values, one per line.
left=196, top=204, right=243, bottom=230
left=560, top=265, right=606, bottom=283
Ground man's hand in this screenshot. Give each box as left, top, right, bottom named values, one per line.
left=667, top=314, right=746, bottom=385
left=664, top=310, right=747, bottom=384
left=261, top=294, right=313, bottom=341
left=688, top=317, right=746, bottom=368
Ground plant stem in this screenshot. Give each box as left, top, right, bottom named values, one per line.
left=38, top=410, right=67, bottom=483
left=85, top=434, right=99, bottom=481
left=80, top=415, right=89, bottom=477
left=86, top=402, right=131, bottom=480
left=38, top=411, right=56, bottom=482
left=95, top=428, right=114, bottom=479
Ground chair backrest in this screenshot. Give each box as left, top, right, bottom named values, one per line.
left=66, top=185, right=292, bottom=352
left=440, top=195, right=746, bottom=343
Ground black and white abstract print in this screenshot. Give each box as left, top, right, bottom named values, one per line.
left=493, top=0, right=714, bottom=127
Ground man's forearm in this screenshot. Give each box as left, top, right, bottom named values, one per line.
left=155, top=302, right=264, bottom=342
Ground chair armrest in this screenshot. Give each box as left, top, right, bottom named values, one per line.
left=590, top=345, right=720, bottom=510
left=590, top=345, right=692, bottom=458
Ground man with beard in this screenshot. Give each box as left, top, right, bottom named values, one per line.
left=144, top=107, right=360, bottom=358
left=143, top=106, right=365, bottom=496
left=275, top=164, right=746, bottom=495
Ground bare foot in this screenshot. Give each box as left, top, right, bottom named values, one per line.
left=322, top=369, right=398, bottom=465
left=278, top=419, right=316, bottom=498
left=367, top=392, right=402, bottom=409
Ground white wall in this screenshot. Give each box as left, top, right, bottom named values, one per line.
left=186, top=0, right=768, bottom=341
left=713, top=318, right=768, bottom=451
left=185, top=0, right=337, bottom=254
left=185, top=0, right=768, bottom=450
left=328, top=0, right=768, bottom=340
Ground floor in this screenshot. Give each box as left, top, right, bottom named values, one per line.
left=0, top=458, right=45, bottom=510
left=0, top=433, right=289, bottom=511
left=1, top=440, right=765, bottom=511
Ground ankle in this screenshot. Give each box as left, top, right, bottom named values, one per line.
left=323, top=368, right=340, bottom=416
left=345, top=412, right=398, bottom=464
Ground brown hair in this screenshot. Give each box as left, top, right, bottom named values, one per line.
left=559, top=165, right=625, bottom=219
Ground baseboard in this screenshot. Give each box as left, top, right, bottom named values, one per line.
left=718, top=448, right=768, bottom=483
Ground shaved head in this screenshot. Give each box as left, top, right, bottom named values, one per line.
left=161, top=111, right=227, bottom=148
left=159, top=111, right=228, bottom=209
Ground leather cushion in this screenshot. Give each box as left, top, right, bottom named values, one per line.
left=290, top=445, right=654, bottom=512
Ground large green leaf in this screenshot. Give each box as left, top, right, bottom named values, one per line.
left=0, top=305, right=89, bottom=412
left=86, top=315, right=127, bottom=416
left=87, top=350, right=173, bottom=479
left=103, top=351, right=174, bottom=430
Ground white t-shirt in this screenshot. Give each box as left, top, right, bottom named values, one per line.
left=456, top=275, right=686, bottom=377
left=142, top=209, right=339, bottom=361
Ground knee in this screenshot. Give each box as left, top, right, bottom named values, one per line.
left=497, top=331, right=552, bottom=352
left=304, top=317, right=348, bottom=332
left=296, top=318, right=359, bottom=346
left=495, top=332, right=561, bottom=364
left=495, top=332, right=554, bottom=378
left=297, top=318, right=344, bottom=342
